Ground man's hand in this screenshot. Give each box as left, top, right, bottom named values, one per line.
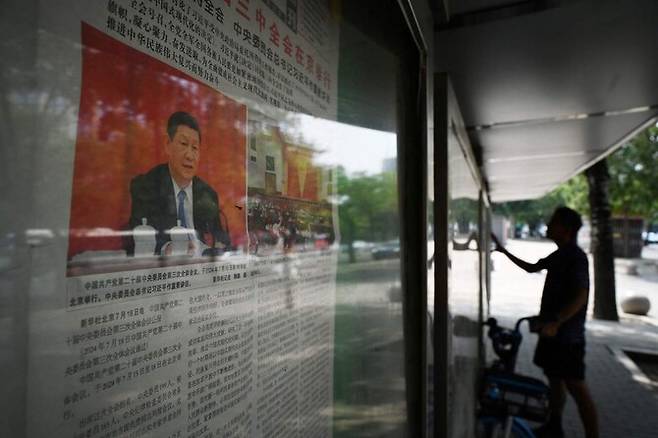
left=490, top=233, right=542, bottom=272
left=540, top=321, right=561, bottom=338
left=187, top=239, right=197, bottom=256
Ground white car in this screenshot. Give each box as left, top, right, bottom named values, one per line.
left=642, top=230, right=658, bottom=244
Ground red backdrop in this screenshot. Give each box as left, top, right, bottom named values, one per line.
left=68, top=23, right=247, bottom=258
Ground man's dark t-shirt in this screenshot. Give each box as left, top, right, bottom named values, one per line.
left=536, top=243, right=590, bottom=343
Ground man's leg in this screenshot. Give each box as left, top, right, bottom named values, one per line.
left=534, top=339, right=567, bottom=437
left=547, top=378, right=567, bottom=429
left=565, top=379, right=599, bottom=438
left=534, top=377, right=566, bottom=437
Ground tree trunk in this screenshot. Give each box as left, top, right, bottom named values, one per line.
left=346, top=220, right=356, bottom=264
left=585, top=160, right=619, bottom=321
left=347, top=240, right=356, bottom=264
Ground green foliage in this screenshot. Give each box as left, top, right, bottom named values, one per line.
left=450, top=198, right=479, bottom=233
left=555, top=173, right=589, bottom=215
left=336, top=166, right=399, bottom=248
left=607, top=126, right=658, bottom=222
left=493, top=190, right=566, bottom=231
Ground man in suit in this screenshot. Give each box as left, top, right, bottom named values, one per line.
left=128, top=111, right=231, bottom=255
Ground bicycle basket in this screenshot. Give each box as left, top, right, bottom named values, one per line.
left=479, top=370, right=550, bottom=423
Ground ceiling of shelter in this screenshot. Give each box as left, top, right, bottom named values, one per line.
left=435, top=0, right=658, bottom=201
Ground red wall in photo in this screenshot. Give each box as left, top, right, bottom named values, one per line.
left=68, top=23, right=247, bottom=258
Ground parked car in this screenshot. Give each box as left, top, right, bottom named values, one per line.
left=371, top=240, right=400, bottom=260
left=642, top=225, right=658, bottom=245
left=339, top=241, right=376, bottom=263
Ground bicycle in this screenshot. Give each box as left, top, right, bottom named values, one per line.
left=477, top=316, right=551, bottom=438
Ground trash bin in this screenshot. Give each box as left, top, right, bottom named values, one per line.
left=612, top=216, right=644, bottom=258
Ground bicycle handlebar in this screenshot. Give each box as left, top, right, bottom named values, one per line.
left=483, top=315, right=540, bottom=373
left=483, top=315, right=541, bottom=333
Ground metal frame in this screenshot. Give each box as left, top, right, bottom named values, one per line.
left=433, top=72, right=492, bottom=438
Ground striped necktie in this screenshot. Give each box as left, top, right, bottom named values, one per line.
left=177, top=189, right=188, bottom=229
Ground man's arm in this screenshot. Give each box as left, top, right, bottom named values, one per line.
left=491, top=233, right=543, bottom=273
left=126, top=176, right=148, bottom=255
left=541, top=287, right=588, bottom=337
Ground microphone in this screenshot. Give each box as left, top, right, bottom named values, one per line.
left=218, top=209, right=233, bottom=250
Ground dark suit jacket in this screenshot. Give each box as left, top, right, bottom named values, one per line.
left=128, top=164, right=231, bottom=254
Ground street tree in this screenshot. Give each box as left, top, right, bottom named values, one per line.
left=586, top=160, right=618, bottom=321
left=607, top=126, right=658, bottom=222
left=337, top=167, right=399, bottom=263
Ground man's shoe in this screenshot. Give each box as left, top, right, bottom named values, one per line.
left=532, top=423, right=565, bottom=438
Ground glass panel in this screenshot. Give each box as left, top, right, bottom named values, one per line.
left=426, top=96, right=436, bottom=438
left=289, top=116, right=405, bottom=438
left=447, top=127, right=481, bottom=438
left=1, top=1, right=416, bottom=437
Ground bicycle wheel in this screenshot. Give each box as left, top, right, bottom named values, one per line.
left=478, top=416, right=535, bottom=438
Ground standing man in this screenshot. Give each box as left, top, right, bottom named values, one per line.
left=128, top=111, right=231, bottom=255
left=493, top=207, right=599, bottom=438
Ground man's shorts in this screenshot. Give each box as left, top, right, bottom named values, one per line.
left=533, top=338, right=585, bottom=381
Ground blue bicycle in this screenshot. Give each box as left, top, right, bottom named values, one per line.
left=477, top=316, right=550, bottom=438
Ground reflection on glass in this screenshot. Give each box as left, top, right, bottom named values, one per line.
left=5, top=41, right=406, bottom=438
left=285, top=115, right=405, bottom=437
left=2, top=2, right=409, bottom=437
left=246, top=117, right=336, bottom=257
left=447, top=130, right=481, bottom=438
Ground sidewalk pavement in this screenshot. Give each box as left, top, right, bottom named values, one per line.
left=491, top=239, right=658, bottom=438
